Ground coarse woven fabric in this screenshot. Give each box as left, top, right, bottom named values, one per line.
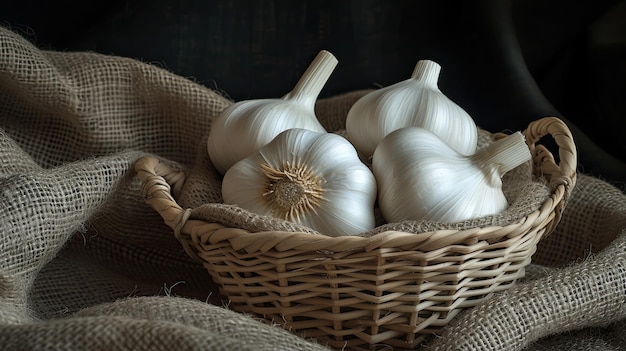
left=0, top=24, right=624, bottom=351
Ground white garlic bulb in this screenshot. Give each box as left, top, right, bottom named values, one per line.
left=208, top=50, right=338, bottom=175
left=346, top=59, right=478, bottom=158
left=372, top=127, right=531, bottom=223
left=222, top=128, right=377, bottom=236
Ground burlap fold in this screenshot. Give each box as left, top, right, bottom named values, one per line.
left=1, top=24, right=625, bottom=351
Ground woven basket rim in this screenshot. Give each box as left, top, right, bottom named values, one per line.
left=181, top=207, right=549, bottom=254
left=135, top=116, right=576, bottom=248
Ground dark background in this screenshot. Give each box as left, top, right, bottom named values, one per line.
left=2, top=0, right=625, bottom=189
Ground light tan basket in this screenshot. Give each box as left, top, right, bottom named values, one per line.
left=135, top=116, right=577, bottom=350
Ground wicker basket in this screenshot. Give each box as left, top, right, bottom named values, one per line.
left=135, top=116, right=577, bottom=350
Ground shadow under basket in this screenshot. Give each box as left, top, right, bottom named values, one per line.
left=135, top=117, right=577, bottom=351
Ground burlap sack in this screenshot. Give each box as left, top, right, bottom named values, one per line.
left=1, top=24, right=625, bottom=350
left=0, top=24, right=328, bottom=350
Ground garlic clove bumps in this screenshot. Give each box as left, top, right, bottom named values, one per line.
left=222, top=128, right=377, bottom=236
left=372, top=127, right=531, bottom=223
left=208, top=50, right=338, bottom=175
left=346, top=59, right=478, bottom=158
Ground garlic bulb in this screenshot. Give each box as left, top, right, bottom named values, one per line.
left=222, top=128, right=377, bottom=236
left=208, top=50, right=338, bottom=175
left=372, top=127, right=531, bottom=223
left=346, top=59, right=478, bottom=158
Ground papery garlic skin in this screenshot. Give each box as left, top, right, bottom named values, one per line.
left=208, top=101, right=327, bottom=175
left=372, top=127, right=531, bottom=223
left=222, top=128, right=377, bottom=236
left=208, top=50, right=337, bottom=175
left=346, top=59, right=478, bottom=158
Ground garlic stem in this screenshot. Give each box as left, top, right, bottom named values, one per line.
left=410, top=59, right=441, bottom=87
left=286, top=50, right=338, bottom=105
left=472, top=132, right=531, bottom=180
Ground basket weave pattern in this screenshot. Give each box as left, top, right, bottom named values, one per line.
left=136, top=117, right=577, bottom=350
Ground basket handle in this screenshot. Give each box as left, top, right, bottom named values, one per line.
left=523, top=116, right=577, bottom=190
left=522, top=117, right=578, bottom=234
left=134, top=156, right=189, bottom=232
